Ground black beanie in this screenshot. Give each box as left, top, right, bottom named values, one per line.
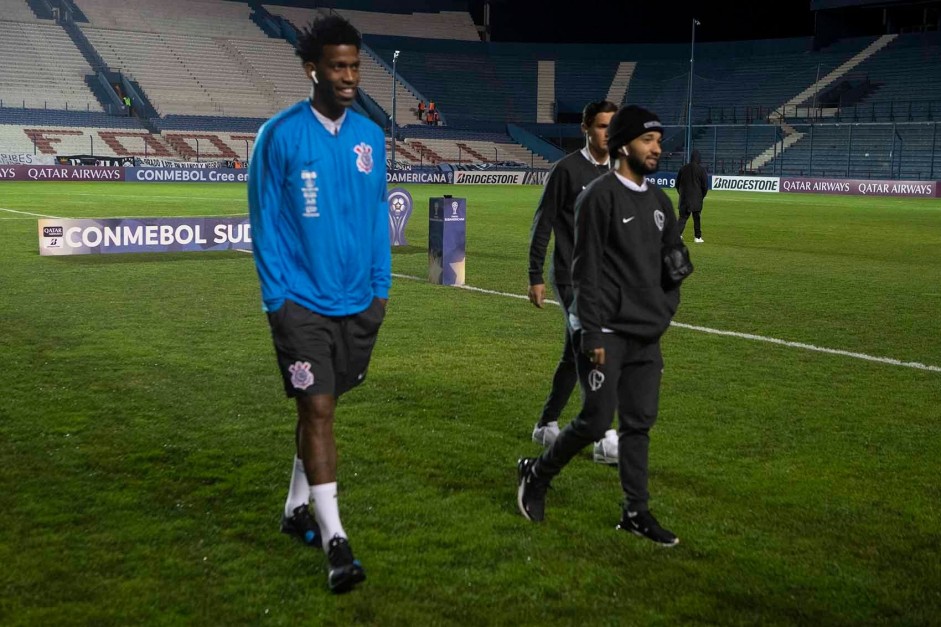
left=607, top=105, right=663, bottom=155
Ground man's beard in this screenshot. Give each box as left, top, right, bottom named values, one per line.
left=627, top=151, right=659, bottom=175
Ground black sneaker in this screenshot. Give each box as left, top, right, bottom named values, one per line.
left=517, top=457, right=549, bottom=522
left=326, top=536, right=366, bottom=593
left=280, top=504, right=322, bottom=548
left=617, top=509, right=679, bottom=547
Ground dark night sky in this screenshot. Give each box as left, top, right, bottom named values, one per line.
left=467, top=1, right=817, bottom=44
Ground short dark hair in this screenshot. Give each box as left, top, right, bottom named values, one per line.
left=295, top=15, right=362, bottom=64
left=582, top=100, right=618, bottom=128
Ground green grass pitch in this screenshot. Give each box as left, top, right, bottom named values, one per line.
left=1, top=181, right=939, bottom=625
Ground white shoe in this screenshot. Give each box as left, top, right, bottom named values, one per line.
left=592, top=429, right=618, bottom=465
left=694, top=237, right=704, bottom=243
left=532, top=421, right=560, bottom=447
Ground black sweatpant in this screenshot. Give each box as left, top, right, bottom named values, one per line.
left=678, top=209, right=702, bottom=239
left=535, top=332, right=663, bottom=512
left=537, top=283, right=578, bottom=426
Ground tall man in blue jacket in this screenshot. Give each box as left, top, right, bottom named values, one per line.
left=248, top=15, right=390, bottom=594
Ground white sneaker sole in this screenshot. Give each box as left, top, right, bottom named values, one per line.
left=617, top=523, right=680, bottom=547
left=517, top=481, right=532, bottom=521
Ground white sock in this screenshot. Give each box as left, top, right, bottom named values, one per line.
left=283, top=456, right=309, bottom=518
left=310, top=482, right=346, bottom=550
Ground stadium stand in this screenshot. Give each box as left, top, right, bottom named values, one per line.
left=0, top=0, right=936, bottom=178
left=554, top=59, right=622, bottom=118
left=390, top=136, right=551, bottom=168
left=357, top=47, right=420, bottom=126
left=606, top=62, right=636, bottom=107
left=81, top=28, right=280, bottom=117
left=226, top=37, right=310, bottom=112
left=263, top=4, right=479, bottom=41
left=394, top=124, right=552, bottom=167
left=624, top=37, right=882, bottom=127
left=0, top=19, right=102, bottom=112
left=825, top=32, right=941, bottom=122
left=0, top=0, right=37, bottom=22
left=370, top=43, right=537, bottom=128
left=0, top=123, right=256, bottom=160
left=755, top=122, right=938, bottom=180
left=72, top=0, right=267, bottom=40
left=773, top=35, right=897, bottom=120
left=0, top=108, right=145, bottom=129
left=759, top=33, right=941, bottom=176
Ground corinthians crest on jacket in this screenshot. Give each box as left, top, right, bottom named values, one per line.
left=354, top=143, right=373, bottom=174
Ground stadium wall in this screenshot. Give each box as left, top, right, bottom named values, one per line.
left=3, top=165, right=940, bottom=198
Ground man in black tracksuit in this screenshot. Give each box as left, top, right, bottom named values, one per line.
left=518, top=105, right=690, bottom=547
left=675, top=149, right=709, bottom=242
left=527, top=100, right=619, bottom=463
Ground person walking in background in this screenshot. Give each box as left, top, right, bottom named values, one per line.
left=248, top=15, right=390, bottom=594
left=518, top=105, right=693, bottom=546
left=675, top=149, right=709, bottom=243
left=526, top=100, right=620, bottom=464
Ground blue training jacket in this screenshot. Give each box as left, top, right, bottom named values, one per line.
left=248, top=101, right=391, bottom=316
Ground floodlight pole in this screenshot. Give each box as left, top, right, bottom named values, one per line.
left=686, top=18, right=700, bottom=164
left=391, top=50, right=400, bottom=171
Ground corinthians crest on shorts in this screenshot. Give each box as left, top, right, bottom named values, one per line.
left=354, top=142, right=373, bottom=174
left=289, top=361, right=314, bottom=390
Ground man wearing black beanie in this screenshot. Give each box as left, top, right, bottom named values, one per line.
left=517, top=105, right=691, bottom=546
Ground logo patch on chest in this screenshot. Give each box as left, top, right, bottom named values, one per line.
left=354, top=143, right=373, bottom=174
left=300, top=170, right=319, bottom=217
left=653, top=209, right=665, bottom=232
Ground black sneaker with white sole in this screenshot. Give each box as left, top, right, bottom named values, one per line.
left=280, top=504, right=322, bottom=548
left=517, top=457, right=549, bottom=522
left=617, top=509, right=679, bottom=547
left=327, top=536, right=366, bottom=593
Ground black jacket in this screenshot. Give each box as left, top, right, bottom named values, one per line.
left=675, top=149, right=708, bottom=213
left=572, top=173, right=682, bottom=349
left=528, top=150, right=609, bottom=287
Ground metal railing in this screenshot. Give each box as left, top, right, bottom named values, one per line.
left=704, top=99, right=940, bottom=125
left=0, top=99, right=104, bottom=112
left=657, top=121, right=939, bottom=180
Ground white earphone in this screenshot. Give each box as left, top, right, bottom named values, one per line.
left=310, top=70, right=319, bottom=85
left=620, top=146, right=630, bottom=157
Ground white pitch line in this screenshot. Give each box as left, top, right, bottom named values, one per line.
left=390, top=272, right=940, bottom=374
left=671, top=323, right=941, bottom=373
left=0, top=207, right=59, bottom=218
left=3, top=208, right=247, bottom=220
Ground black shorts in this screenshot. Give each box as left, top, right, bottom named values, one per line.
left=267, top=297, right=385, bottom=398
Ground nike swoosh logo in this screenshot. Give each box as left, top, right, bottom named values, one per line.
left=622, top=217, right=635, bottom=224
